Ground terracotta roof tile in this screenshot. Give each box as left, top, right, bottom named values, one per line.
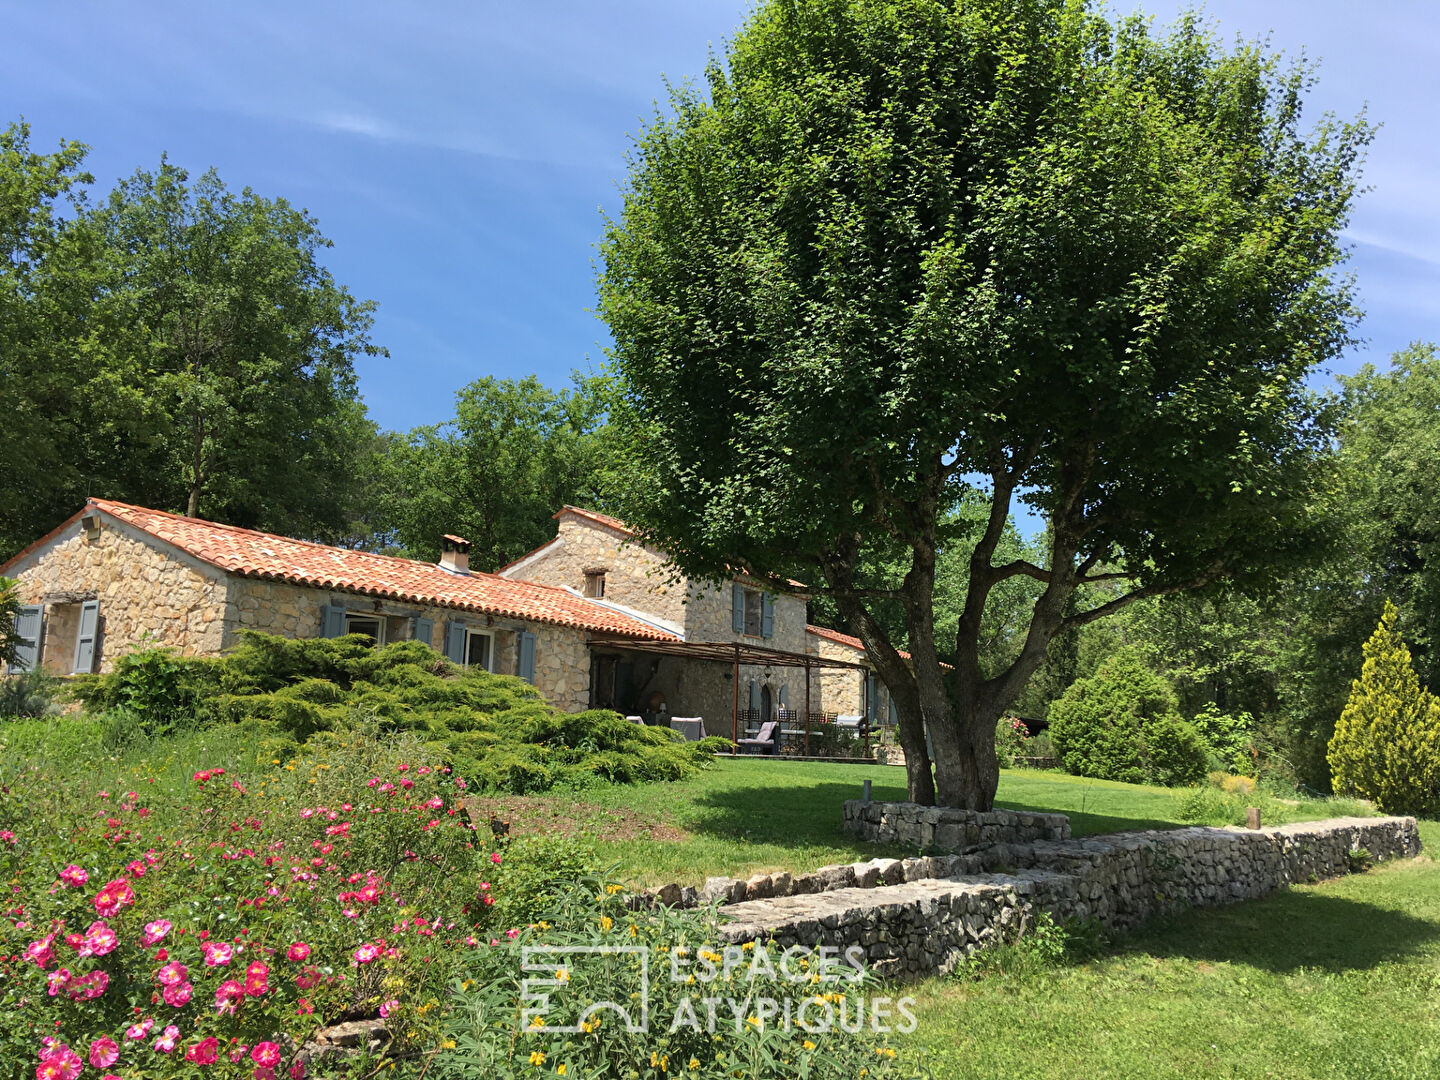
left=81, top=500, right=678, bottom=641
left=807, top=623, right=916, bottom=662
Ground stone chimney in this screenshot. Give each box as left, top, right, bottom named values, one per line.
left=439, top=534, right=470, bottom=575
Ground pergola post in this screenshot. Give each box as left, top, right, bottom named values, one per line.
left=804, top=660, right=811, bottom=757
left=731, top=645, right=740, bottom=750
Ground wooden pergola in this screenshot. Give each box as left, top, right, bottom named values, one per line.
left=585, top=634, right=872, bottom=752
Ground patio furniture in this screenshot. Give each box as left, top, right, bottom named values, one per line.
left=625, top=715, right=644, bottom=725
left=736, top=720, right=780, bottom=755
left=669, top=716, right=704, bottom=742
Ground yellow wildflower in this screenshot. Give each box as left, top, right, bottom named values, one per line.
left=529, top=1050, right=546, bottom=1065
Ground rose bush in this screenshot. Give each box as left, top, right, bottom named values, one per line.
left=0, top=732, right=551, bottom=1079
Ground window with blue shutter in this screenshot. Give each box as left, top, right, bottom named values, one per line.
left=443, top=621, right=466, bottom=664
left=73, top=600, right=100, bottom=674
left=413, top=616, right=434, bottom=650
left=12, top=604, right=42, bottom=672
left=760, top=594, right=775, bottom=638
left=748, top=679, right=760, bottom=715
left=732, top=584, right=745, bottom=634
left=320, top=604, right=347, bottom=639
left=866, top=672, right=878, bottom=723
left=888, top=695, right=898, bottom=726
left=518, top=631, right=537, bottom=684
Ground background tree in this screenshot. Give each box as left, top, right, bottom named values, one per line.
left=374, top=375, right=617, bottom=570
left=0, top=121, right=93, bottom=557
left=599, top=0, right=1368, bottom=808
left=82, top=159, right=384, bottom=535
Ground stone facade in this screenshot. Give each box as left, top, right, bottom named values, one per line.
left=7, top=518, right=227, bottom=674
left=707, top=812, right=1422, bottom=979
left=498, top=510, right=688, bottom=629
left=3, top=513, right=593, bottom=710
left=502, top=508, right=870, bottom=733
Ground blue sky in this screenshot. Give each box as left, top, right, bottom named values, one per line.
left=5, top=1, right=1437, bottom=434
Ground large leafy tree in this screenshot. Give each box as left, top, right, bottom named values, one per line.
left=598, top=0, right=1368, bottom=808
left=0, top=121, right=93, bottom=556
left=375, top=375, right=617, bottom=570
left=83, top=159, right=384, bottom=533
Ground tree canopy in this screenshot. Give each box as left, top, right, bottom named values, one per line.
left=598, top=0, right=1369, bottom=808
left=0, top=134, right=383, bottom=557
left=373, top=374, right=617, bottom=570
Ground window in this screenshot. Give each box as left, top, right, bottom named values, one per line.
left=344, top=614, right=384, bottom=644
left=743, top=589, right=763, bottom=636
left=465, top=629, right=494, bottom=672
left=583, top=570, right=606, bottom=598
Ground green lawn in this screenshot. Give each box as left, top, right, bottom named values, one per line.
left=480, top=757, right=1374, bottom=885
left=903, top=821, right=1440, bottom=1079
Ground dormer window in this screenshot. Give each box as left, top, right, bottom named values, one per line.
left=583, top=568, right=607, bottom=598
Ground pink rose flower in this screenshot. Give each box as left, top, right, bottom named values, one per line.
left=185, top=1036, right=220, bottom=1065
left=45, top=969, right=71, bottom=997
left=153, top=1025, right=181, bottom=1054
left=24, top=934, right=55, bottom=969
left=156, top=961, right=188, bottom=987
left=93, top=878, right=134, bottom=917
left=67, top=970, right=108, bottom=1000
left=84, top=920, right=118, bottom=957
left=141, top=919, right=172, bottom=946
left=59, top=865, right=88, bottom=888
left=352, top=942, right=380, bottom=964
left=378, top=998, right=399, bottom=1018
left=245, top=960, right=270, bottom=996
left=285, top=942, right=310, bottom=962
left=215, top=979, right=246, bottom=1014
left=36, top=1044, right=82, bottom=1080
left=251, top=1042, right=282, bottom=1068
left=126, top=1018, right=154, bottom=1040
left=202, top=940, right=234, bottom=966
left=88, top=1038, right=119, bottom=1069
left=290, top=1061, right=306, bottom=1079
left=36, top=1042, right=82, bottom=1080
left=162, top=981, right=193, bottom=1007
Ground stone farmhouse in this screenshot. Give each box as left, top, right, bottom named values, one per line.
left=3, top=500, right=894, bottom=741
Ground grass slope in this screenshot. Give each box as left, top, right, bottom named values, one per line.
left=487, top=758, right=1373, bottom=884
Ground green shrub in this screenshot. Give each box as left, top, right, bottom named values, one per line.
left=995, top=716, right=1029, bottom=767
left=1328, top=601, right=1440, bottom=817
left=1048, top=651, right=1208, bottom=787
left=0, top=576, right=20, bottom=667
left=80, top=633, right=721, bottom=794
left=0, top=669, right=63, bottom=718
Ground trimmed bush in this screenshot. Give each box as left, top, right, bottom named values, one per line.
left=78, top=633, right=720, bottom=793
left=1048, top=651, right=1207, bottom=787
left=1328, top=601, right=1440, bottom=817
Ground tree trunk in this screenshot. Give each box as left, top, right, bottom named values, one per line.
left=933, top=692, right=1001, bottom=810
left=889, top=685, right=936, bottom=805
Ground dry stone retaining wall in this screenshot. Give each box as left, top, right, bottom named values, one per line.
left=711, top=812, right=1420, bottom=979
left=842, top=799, right=1071, bottom=852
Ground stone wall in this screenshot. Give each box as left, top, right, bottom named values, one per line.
left=7, top=518, right=228, bottom=674
left=842, top=799, right=1071, bottom=852
left=711, top=813, right=1421, bottom=979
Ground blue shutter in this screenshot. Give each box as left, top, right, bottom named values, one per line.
left=12, top=604, right=42, bottom=672
left=320, top=604, right=347, bottom=638
left=413, top=616, right=434, bottom=650
left=73, top=600, right=100, bottom=674
left=888, top=694, right=898, bottom=726
left=778, top=684, right=788, bottom=711
left=518, top=631, right=537, bottom=685
left=760, top=594, right=775, bottom=638
left=748, top=679, right=760, bottom=714
left=443, top=621, right=466, bottom=664
left=866, top=672, right=878, bottom=722
left=732, top=584, right=745, bottom=634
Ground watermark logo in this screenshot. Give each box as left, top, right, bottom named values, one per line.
left=518, top=943, right=915, bottom=1037
left=520, top=945, right=649, bottom=1033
